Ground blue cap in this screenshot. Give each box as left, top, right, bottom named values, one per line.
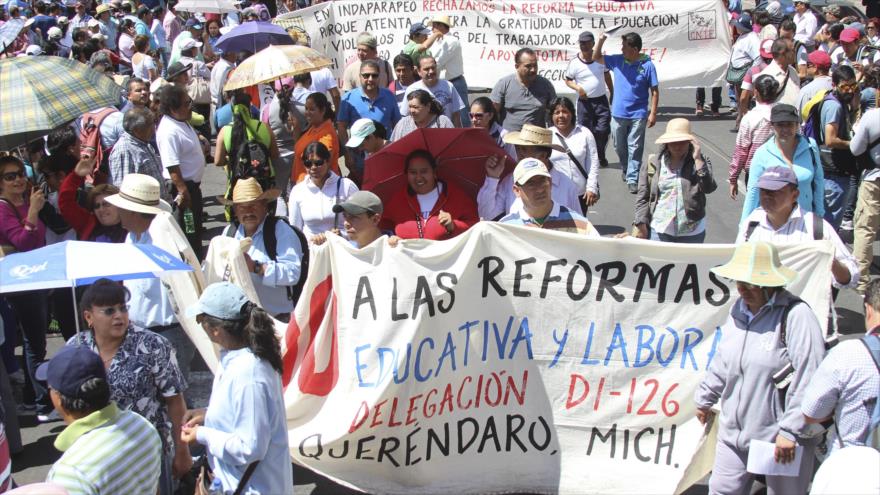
left=186, top=282, right=251, bottom=320
left=409, top=22, right=430, bottom=37
left=184, top=17, right=202, bottom=30
left=757, top=166, right=798, bottom=191
left=36, top=346, right=106, bottom=398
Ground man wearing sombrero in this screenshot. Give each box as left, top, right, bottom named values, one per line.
left=478, top=124, right=581, bottom=220
left=222, top=178, right=304, bottom=322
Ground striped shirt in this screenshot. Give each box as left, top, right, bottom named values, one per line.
left=47, top=402, right=162, bottom=495
left=729, top=103, right=774, bottom=183
left=802, top=336, right=880, bottom=451
left=501, top=202, right=600, bottom=237
left=108, top=132, right=170, bottom=202
left=736, top=206, right=859, bottom=289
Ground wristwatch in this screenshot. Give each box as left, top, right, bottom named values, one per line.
left=253, top=261, right=263, bottom=276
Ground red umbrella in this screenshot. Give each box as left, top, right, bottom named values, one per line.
left=362, top=128, right=516, bottom=206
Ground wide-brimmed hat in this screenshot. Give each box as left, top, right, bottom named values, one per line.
left=96, top=3, right=110, bottom=14
left=431, top=15, right=451, bottom=27
left=105, top=173, right=172, bottom=214
left=655, top=118, right=695, bottom=144
left=710, top=241, right=798, bottom=287
left=502, top=124, right=564, bottom=152
left=220, top=177, right=280, bottom=205
left=166, top=61, right=191, bottom=80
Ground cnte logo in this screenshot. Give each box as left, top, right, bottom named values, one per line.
left=10, top=261, right=48, bottom=279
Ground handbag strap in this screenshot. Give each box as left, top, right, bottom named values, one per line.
left=775, top=67, right=792, bottom=100
left=332, top=177, right=342, bottom=231
left=554, top=130, right=590, bottom=182
left=232, top=461, right=260, bottom=495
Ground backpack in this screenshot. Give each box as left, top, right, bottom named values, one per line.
left=80, top=107, right=120, bottom=175
left=223, top=121, right=275, bottom=203
left=801, top=90, right=831, bottom=142
left=860, top=334, right=880, bottom=449
left=223, top=216, right=310, bottom=305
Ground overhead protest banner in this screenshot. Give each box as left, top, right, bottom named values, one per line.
left=281, top=223, right=833, bottom=494
left=275, top=0, right=732, bottom=91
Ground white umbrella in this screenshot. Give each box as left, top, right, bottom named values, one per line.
left=174, top=0, right=238, bottom=14
left=223, top=44, right=332, bottom=91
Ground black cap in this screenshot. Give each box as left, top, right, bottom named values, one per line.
left=136, top=5, right=150, bottom=16
left=770, top=104, right=800, bottom=124
left=36, top=346, right=107, bottom=398
left=166, top=61, right=191, bottom=80
left=578, top=31, right=594, bottom=43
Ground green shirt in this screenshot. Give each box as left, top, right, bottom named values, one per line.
left=47, top=402, right=162, bottom=495
left=403, top=40, right=429, bottom=66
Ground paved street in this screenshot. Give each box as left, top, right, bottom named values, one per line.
left=9, top=82, right=873, bottom=492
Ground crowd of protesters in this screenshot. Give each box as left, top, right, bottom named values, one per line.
left=0, top=0, right=878, bottom=493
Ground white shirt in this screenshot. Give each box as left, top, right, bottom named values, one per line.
left=156, top=116, right=206, bottom=182
left=730, top=31, right=760, bottom=67
left=401, top=79, right=465, bottom=122
left=550, top=125, right=599, bottom=195
left=564, top=56, right=608, bottom=98
left=210, top=58, right=234, bottom=108
left=430, top=34, right=464, bottom=80
left=793, top=10, right=818, bottom=47
left=288, top=172, right=359, bottom=240
left=477, top=166, right=581, bottom=220
left=758, top=61, right=800, bottom=107
left=736, top=206, right=859, bottom=289
left=851, top=108, right=880, bottom=182
left=308, top=67, right=338, bottom=96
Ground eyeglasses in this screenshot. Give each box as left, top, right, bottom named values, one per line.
left=360, top=73, right=379, bottom=79
left=304, top=159, right=326, bottom=167
left=94, top=304, right=129, bottom=316
left=869, top=25, right=878, bottom=30
left=469, top=112, right=485, bottom=119
left=1, top=171, right=24, bottom=182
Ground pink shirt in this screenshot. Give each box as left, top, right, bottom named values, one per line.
left=0, top=200, right=45, bottom=252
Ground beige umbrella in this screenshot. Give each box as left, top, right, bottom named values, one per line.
left=223, top=44, right=332, bottom=92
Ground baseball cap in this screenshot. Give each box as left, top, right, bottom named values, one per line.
left=807, top=49, right=831, bottom=69
left=756, top=166, right=798, bottom=190
left=87, top=18, right=99, bottom=27
left=57, top=16, right=69, bottom=25
left=186, top=282, right=251, bottom=320
left=850, top=22, right=866, bottom=36
left=409, top=22, right=430, bottom=37
left=25, top=44, right=42, bottom=56
left=184, top=17, right=203, bottom=30
left=179, top=37, right=202, bottom=50
left=840, top=28, right=860, bottom=43
left=345, top=118, right=376, bottom=148
left=91, top=33, right=107, bottom=41
left=513, top=158, right=551, bottom=186
left=578, top=31, right=594, bottom=43
left=136, top=4, right=150, bottom=16
left=332, top=191, right=383, bottom=216
left=166, top=61, right=191, bottom=79
left=357, top=31, right=377, bottom=49
left=35, top=345, right=107, bottom=398
left=771, top=104, right=800, bottom=124
left=759, top=39, right=774, bottom=59
left=47, top=26, right=63, bottom=39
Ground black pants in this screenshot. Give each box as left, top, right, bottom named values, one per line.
left=576, top=95, right=611, bottom=167
left=169, top=180, right=204, bottom=259
left=696, top=87, right=722, bottom=112
left=5, top=291, right=50, bottom=413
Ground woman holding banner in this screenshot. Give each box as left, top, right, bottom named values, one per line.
left=695, top=241, right=825, bottom=495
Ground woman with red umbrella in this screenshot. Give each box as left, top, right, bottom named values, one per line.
left=380, top=149, right=478, bottom=240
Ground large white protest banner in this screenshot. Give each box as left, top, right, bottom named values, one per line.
left=281, top=223, right=833, bottom=494
left=275, top=0, right=732, bottom=91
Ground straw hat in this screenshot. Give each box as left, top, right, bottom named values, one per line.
left=431, top=15, right=451, bottom=27
left=105, top=174, right=172, bottom=215
left=221, top=178, right=280, bottom=205
left=710, top=241, right=798, bottom=287
left=655, top=118, right=696, bottom=144
left=502, top=124, right=564, bottom=152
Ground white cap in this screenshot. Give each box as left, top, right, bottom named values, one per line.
left=47, top=26, right=63, bottom=39
left=91, top=33, right=107, bottom=41
left=179, top=37, right=202, bottom=51
left=25, top=44, right=43, bottom=56
left=345, top=118, right=376, bottom=148
left=513, top=158, right=551, bottom=185
left=87, top=18, right=100, bottom=28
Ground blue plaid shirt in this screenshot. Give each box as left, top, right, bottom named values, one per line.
left=108, top=132, right=170, bottom=202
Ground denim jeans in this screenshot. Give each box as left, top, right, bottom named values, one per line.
left=577, top=96, right=611, bottom=167
left=611, top=116, right=647, bottom=185
left=450, top=76, right=471, bottom=128
left=823, top=173, right=852, bottom=230
left=5, top=291, right=50, bottom=413
left=650, top=229, right=706, bottom=243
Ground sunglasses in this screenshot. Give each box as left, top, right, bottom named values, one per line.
left=360, top=73, right=379, bottom=79
left=93, top=304, right=129, bottom=316
left=469, top=112, right=485, bottom=119
left=93, top=201, right=112, bottom=209
left=1, top=171, right=24, bottom=181
left=304, top=159, right=326, bottom=167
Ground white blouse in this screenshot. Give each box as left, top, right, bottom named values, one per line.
left=288, top=172, right=359, bottom=240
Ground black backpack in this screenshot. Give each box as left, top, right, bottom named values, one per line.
left=230, top=122, right=274, bottom=193
left=224, top=216, right=310, bottom=305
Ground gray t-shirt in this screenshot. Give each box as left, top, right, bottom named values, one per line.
left=267, top=93, right=305, bottom=158
left=491, top=74, right=557, bottom=131
left=401, top=79, right=465, bottom=122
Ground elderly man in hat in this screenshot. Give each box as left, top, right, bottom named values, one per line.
left=94, top=3, right=117, bottom=50
left=341, top=31, right=393, bottom=91
left=104, top=174, right=196, bottom=384
left=429, top=14, right=468, bottom=127
left=501, top=158, right=599, bottom=236
left=737, top=166, right=858, bottom=289
left=313, top=190, right=385, bottom=249
left=565, top=30, right=613, bottom=169
left=40, top=346, right=162, bottom=494
left=478, top=124, right=581, bottom=220
left=223, top=178, right=304, bottom=322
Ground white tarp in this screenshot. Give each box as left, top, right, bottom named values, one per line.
left=275, top=0, right=732, bottom=91
left=280, top=222, right=833, bottom=494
